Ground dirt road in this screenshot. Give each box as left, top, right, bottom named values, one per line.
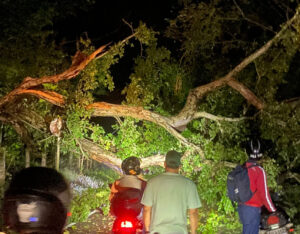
left=65, top=211, right=114, bottom=234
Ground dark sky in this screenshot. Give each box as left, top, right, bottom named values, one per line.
left=55, top=0, right=178, bottom=46
left=53, top=0, right=179, bottom=94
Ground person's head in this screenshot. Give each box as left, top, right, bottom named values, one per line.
left=121, top=156, right=141, bottom=175
left=165, top=150, right=182, bottom=171
left=247, top=139, right=263, bottom=160
left=2, top=167, right=72, bottom=234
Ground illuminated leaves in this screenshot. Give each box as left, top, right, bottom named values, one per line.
left=123, top=45, right=190, bottom=112
left=112, top=118, right=177, bottom=159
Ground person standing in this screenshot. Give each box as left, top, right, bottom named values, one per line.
left=238, top=140, right=276, bottom=234
left=141, top=150, right=201, bottom=234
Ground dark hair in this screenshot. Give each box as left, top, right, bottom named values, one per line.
left=121, top=157, right=141, bottom=175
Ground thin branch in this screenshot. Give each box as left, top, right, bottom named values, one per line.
left=75, top=138, right=87, bottom=159
left=290, top=155, right=300, bottom=169
left=39, top=135, right=55, bottom=143
left=233, top=0, right=275, bottom=33
left=285, top=172, right=300, bottom=184
left=193, top=112, right=252, bottom=122
left=122, top=19, right=134, bottom=33
left=114, top=116, right=123, bottom=125
left=254, top=61, right=262, bottom=85
left=17, top=117, right=48, bottom=134
left=95, top=32, right=138, bottom=60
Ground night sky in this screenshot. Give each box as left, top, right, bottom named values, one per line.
left=55, top=0, right=177, bottom=46
left=53, top=0, right=179, bottom=94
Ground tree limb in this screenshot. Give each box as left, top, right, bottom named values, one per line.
left=0, top=44, right=107, bottom=109
left=172, top=8, right=300, bottom=126
left=193, top=111, right=252, bottom=122
left=233, top=0, right=275, bottom=33
left=87, top=102, right=205, bottom=158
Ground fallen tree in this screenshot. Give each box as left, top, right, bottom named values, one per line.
left=0, top=6, right=299, bottom=174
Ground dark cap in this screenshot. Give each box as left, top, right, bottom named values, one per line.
left=165, top=150, right=182, bottom=169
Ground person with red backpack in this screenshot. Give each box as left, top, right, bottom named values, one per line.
left=109, top=156, right=147, bottom=217
left=238, top=140, right=276, bottom=234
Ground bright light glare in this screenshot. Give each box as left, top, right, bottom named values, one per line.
left=121, top=220, right=133, bottom=228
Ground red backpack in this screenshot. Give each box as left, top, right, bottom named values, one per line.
left=111, top=179, right=146, bottom=217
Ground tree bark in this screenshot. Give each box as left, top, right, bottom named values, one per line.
left=41, top=152, right=46, bottom=167
left=80, top=156, right=84, bottom=174
left=77, top=156, right=81, bottom=172
left=25, top=147, right=30, bottom=168
left=55, top=136, right=61, bottom=171
left=68, top=153, right=73, bottom=168
left=0, top=124, right=4, bottom=187
left=0, top=148, right=5, bottom=187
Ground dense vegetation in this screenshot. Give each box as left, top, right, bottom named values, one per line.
left=0, top=0, right=299, bottom=233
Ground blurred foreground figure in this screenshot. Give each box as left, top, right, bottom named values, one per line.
left=2, top=167, right=71, bottom=234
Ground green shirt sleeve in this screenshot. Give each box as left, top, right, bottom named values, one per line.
left=141, top=181, right=153, bottom=207
left=187, top=181, right=201, bottom=209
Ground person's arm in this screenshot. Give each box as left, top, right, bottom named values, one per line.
left=143, top=205, right=152, bottom=232
left=189, top=208, right=199, bottom=234
left=109, top=181, right=119, bottom=201
left=256, top=167, right=276, bottom=212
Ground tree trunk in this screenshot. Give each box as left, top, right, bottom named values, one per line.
left=41, top=152, right=46, bottom=167
left=68, top=153, right=73, bottom=169
left=0, top=148, right=4, bottom=234
left=77, top=156, right=81, bottom=172
left=25, top=147, right=30, bottom=168
left=55, top=136, right=60, bottom=171
left=80, top=156, right=84, bottom=174
left=0, top=147, right=5, bottom=187
left=0, top=123, right=5, bottom=188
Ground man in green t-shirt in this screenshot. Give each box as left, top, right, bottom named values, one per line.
left=141, top=150, right=201, bottom=234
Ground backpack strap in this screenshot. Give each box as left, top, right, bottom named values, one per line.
left=243, top=162, right=259, bottom=199
left=243, top=162, right=259, bottom=169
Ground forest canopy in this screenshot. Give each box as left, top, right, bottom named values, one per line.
left=0, top=0, right=299, bottom=232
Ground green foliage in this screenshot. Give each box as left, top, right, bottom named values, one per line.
left=123, top=44, right=191, bottom=113
left=134, top=22, right=158, bottom=46
left=182, top=159, right=241, bottom=232
left=69, top=187, right=110, bottom=223
left=0, top=0, right=300, bottom=231
left=259, top=158, right=282, bottom=190
left=260, top=103, right=300, bottom=171
left=62, top=105, right=113, bottom=156
left=198, top=211, right=240, bottom=234
left=166, top=1, right=225, bottom=60
left=282, top=184, right=300, bottom=224
left=1, top=126, right=25, bottom=175
left=84, top=166, right=120, bottom=186
left=0, top=0, right=71, bottom=93
left=67, top=167, right=118, bottom=224
left=112, top=118, right=178, bottom=159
